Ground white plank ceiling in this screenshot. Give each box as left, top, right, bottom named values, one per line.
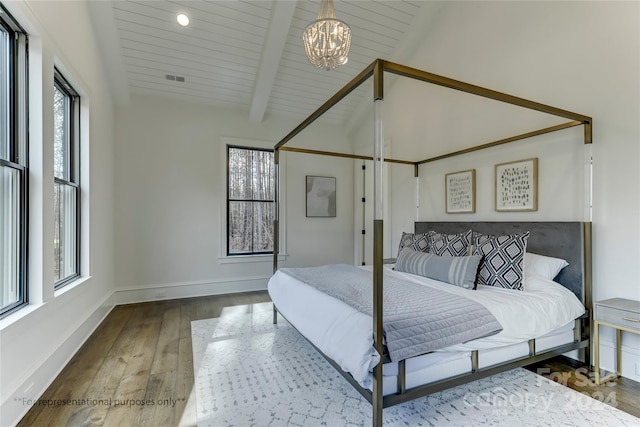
left=95, top=0, right=429, bottom=124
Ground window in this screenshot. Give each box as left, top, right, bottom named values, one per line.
left=227, top=146, right=275, bottom=255
left=53, top=70, right=80, bottom=287
left=0, top=4, right=28, bottom=317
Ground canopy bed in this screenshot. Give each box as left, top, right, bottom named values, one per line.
left=268, top=59, right=593, bottom=426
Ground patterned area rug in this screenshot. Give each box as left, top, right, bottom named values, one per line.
left=192, top=303, right=638, bottom=426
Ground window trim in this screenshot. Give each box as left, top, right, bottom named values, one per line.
left=53, top=69, right=80, bottom=289
left=226, top=144, right=275, bottom=256
left=0, top=3, right=28, bottom=318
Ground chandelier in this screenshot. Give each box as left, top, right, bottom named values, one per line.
left=302, top=0, right=352, bottom=71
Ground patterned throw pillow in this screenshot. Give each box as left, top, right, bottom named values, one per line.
left=398, top=232, right=432, bottom=254
left=396, top=248, right=482, bottom=289
left=429, top=230, right=472, bottom=257
left=473, top=232, right=530, bottom=290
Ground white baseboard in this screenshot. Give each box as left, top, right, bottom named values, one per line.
left=1, top=292, right=116, bottom=427
left=114, top=276, right=270, bottom=305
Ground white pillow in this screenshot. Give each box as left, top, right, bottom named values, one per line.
left=524, top=252, right=569, bottom=280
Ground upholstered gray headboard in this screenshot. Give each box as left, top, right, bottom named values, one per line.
left=414, top=222, right=586, bottom=303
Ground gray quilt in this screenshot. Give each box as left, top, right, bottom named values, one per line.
left=280, top=264, right=503, bottom=362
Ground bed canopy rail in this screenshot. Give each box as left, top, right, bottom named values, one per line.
left=277, top=120, right=586, bottom=168
left=272, top=58, right=592, bottom=427
left=273, top=59, right=592, bottom=160
left=417, top=120, right=585, bottom=165
left=382, top=61, right=592, bottom=124
left=278, top=146, right=415, bottom=165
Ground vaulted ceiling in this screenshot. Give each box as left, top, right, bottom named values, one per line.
left=89, top=1, right=443, bottom=125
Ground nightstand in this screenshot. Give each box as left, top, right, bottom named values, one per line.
left=593, top=298, right=640, bottom=385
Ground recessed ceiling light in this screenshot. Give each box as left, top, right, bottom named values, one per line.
left=177, top=13, right=189, bottom=26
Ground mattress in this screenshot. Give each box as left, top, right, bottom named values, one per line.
left=268, top=265, right=585, bottom=390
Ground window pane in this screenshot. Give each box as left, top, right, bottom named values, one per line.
left=53, top=85, right=68, bottom=180
left=54, top=182, right=77, bottom=282
left=228, top=201, right=252, bottom=254
left=0, top=27, right=8, bottom=161
left=228, top=148, right=252, bottom=200
left=15, top=32, right=26, bottom=166
left=0, top=165, right=20, bottom=309
left=252, top=201, right=274, bottom=252
left=228, top=201, right=274, bottom=254
left=252, top=150, right=274, bottom=200
left=228, top=147, right=274, bottom=201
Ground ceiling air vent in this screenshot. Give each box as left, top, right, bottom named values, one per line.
left=165, top=74, right=185, bottom=82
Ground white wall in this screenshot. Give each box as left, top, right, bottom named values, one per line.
left=415, top=129, right=585, bottom=222
left=281, top=150, right=355, bottom=268
left=114, top=94, right=355, bottom=303
left=382, top=1, right=639, bottom=380
left=0, top=1, right=116, bottom=425
left=3, top=6, right=637, bottom=426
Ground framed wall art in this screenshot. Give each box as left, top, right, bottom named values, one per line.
left=445, top=169, right=476, bottom=214
left=495, top=158, right=538, bottom=211
left=306, top=176, right=336, bottom=217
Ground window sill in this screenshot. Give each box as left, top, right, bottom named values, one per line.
left=0, top=302, right=42, bottom=331
left=0, top=276, right=93, bottom=330
left=218, top=254, right=288, bottom=264
left=54, top=275, right=92, bottom=297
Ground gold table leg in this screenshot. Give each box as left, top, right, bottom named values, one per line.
left=616, top=328, right=622, bottom=377
left=594, top=321, right=600, bottom=385
left=594, top=321, right=622, bottom=385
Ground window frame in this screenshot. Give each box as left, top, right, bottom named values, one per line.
left=0, top=3, right=28, bottom=318
left=53, top=69, right=80, bottom=289
left=226, top=144, right=275, bottom=256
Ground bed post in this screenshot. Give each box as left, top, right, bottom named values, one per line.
left=372, top=59, right=385, bottom=427
left=273, top=148, right=280, bottom=325
left=583, top=120, right=593, bottom=368
left=414, top=163, right=420, bottom=222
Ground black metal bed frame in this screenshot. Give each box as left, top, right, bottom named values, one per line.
left=271, top=59, right=593, bottom=426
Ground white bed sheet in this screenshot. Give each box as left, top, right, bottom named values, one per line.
left=267, top=265, right=585, bottom=388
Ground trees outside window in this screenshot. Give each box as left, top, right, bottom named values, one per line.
left=227, top=146, right=274, bottom=255
left=53, top=70, right=80, bottom=287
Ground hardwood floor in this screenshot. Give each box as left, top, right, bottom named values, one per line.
left=17, top=291, right=640, bottom=426
left=17, top=291, right=271, bottom=427
left=525, top=355, right=640, bottom=419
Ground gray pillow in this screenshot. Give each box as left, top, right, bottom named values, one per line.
left=395, top=248, right=482, bottom=290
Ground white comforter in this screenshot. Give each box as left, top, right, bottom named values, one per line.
left=267, top=265, right=585, bottom=388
